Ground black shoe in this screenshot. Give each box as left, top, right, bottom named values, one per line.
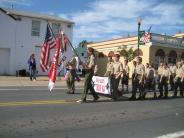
left=111, top=98, right=117, bottom=102
left=76, top=99, right=86, bottom=103
left=158, top=95, right=163, bottom=98
left=154, top=93, right=157, bottom=99
left=93, top=96, right=99, bottom=102
left=180, top=92, right=183, bottom=97
left=66, top=91, right=74, bottom=94
left=172, top=94, right=177, bottom=98
left=129, top=96, right=136, bottom=100
left=164, top=95, right=168, bottom=99
left=138, top=96, right=142, bottom=100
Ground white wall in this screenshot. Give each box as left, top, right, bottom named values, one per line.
left=0, top=10, right=73, bottom=75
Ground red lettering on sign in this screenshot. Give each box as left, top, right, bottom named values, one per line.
left=102, top=85, right=105, bottom=92
left=96, top=84, right=101, bottom=91
left=96, top=78, right=105, bottom=83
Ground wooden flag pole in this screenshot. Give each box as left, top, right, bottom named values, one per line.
left=63, top=33, right=84, bottom=64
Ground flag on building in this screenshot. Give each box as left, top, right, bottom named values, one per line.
left=144, top=32, right=151, bottom=43
left=139, top=27, right=152, bottom=44
left=40, top=24, right=56, bottom=72
left=48, top=31, right=61, bottom=91
left=139, top=30, right=145, bottom=45
left=143, top=25, right=152, bottom=43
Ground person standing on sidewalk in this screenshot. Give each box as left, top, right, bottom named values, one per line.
left=77, top=47, right=99, bottom=103
left=65, top=55, right=77, bottom=94
left=28, top=54, right=37, bottom=81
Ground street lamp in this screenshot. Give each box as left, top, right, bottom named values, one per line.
left=137, top=17, right=142, bottom=57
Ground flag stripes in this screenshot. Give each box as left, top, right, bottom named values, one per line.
left=40, top=24, right=56, bottom=72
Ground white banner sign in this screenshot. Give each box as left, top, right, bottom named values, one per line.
left=92, top=76, right=111, bottom=95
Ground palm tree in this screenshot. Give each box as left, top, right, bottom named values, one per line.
left=118, top=47, right=136, bottom=61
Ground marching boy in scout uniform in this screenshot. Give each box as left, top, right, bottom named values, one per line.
left=104, top=56, right=114, bottom=77
left=157, top=62, right=164, bottom=90
left=65, top=55, right=77, bottom=94
left=173, top=62, right=184, bottom=97
left=169, top=63, right=177, bottom=91
left=121, top=59, right=130, bottom=93
left=159, top=63, right=171, bottom=98
left=146, top=63, right=157, bottom=98
left=131, top=57, right=145, bottom=100
left=77, top=47, right=99, bottom=103
left=130, top=60, right=137, bottom=100
left=111, top=53, right=123, bottom=100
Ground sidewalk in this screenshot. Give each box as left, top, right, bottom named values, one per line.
left=0, top=76, right=84, bottom=87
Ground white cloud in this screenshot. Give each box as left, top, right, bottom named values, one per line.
left=41, top=11, right=55, bottom=16
left=58, top=0, right=184, bottom=44
left=58, top=13, right=71, bottom=20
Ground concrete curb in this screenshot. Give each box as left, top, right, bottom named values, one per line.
left=0, top=76, right=84, bottom=87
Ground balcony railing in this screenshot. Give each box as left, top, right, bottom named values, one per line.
left=151, top=33, right=184, bottom=47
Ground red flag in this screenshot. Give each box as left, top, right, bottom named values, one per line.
left=40, top=24, right=56, bottom=72
left=48, top=32, right=61, bottom=91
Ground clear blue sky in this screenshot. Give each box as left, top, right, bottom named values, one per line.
left=0, top=0, right=184, bottom=46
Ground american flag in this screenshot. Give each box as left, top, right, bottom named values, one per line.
left=40, top=24, right=56, bottom=72
left=144, top=32, right=151, bottom=43
left=144, top=26, right=152, bottom=43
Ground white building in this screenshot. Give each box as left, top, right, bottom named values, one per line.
left=0, top=7, right=74, bottom=75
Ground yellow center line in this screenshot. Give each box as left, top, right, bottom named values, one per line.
left=0, top=100, right=78, bottom=107
left=0, top=93, right=174, bottom=107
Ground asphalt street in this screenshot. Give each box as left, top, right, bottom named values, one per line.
left=0, top=86, right=184, bottom=138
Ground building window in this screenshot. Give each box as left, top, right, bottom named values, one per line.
left=81, top=53, right=84, bottom=56
left=52, top=23, right=60, bottom=37
left=155, top=49, right=165, bottom=67
left=31, top=20, right=40, bottom=36
left=168, top=50, right=177, bottom=64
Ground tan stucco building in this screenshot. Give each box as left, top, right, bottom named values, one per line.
left=87, top=33, right=184, bottom=76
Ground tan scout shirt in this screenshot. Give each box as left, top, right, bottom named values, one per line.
left=104, top=62, right=114, bottom=76
left=146, top=68, right=155, bottom=79
left=131, top=65, right=136, bottom=74
left=124, top=65, right=130, bottom=74
left=161, top=68, right=171, bottom=77
left=170, top=65, right=177, bottom=74
left=145, top=67, right=149, bottom=77
left=182, top=64, right=184, bottom=70
left=113, top=61, right=123, bottom=75
left=135, top=64, right=145, bottom=75
left=87, top=54, right=96, bottom=69
left=68, top=57, right=77, bottom=70
left=175, top=67, right=184, bottom=78
left=158, top=66, right=163, bottom=75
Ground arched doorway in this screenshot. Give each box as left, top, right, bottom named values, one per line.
left=134, top=49, right=143, bottom=57
left=168, top=50, right=177, bottom=64
left=155, top=49, right=165, bottom=67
